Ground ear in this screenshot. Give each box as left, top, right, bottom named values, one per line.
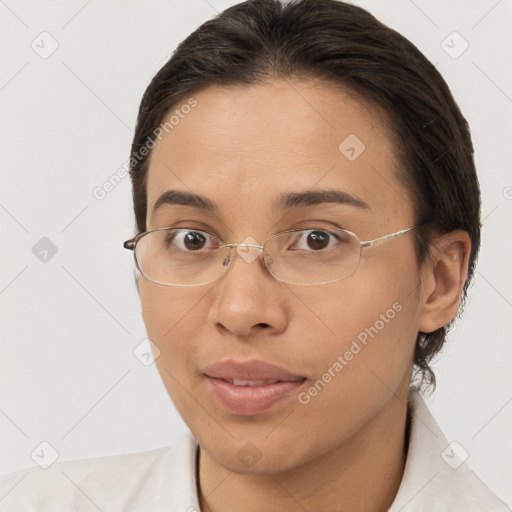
left=417, top=230, right=471, bottom=333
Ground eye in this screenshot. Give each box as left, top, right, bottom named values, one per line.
left=290, top=229, right=345, bottom=251
left=165, top=230, right=220, bottom=252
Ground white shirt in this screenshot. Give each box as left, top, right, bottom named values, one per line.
left=0, top=391, right=509, bottom=511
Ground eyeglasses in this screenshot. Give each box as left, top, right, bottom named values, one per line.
left=123, top=226, right=417, bottom=287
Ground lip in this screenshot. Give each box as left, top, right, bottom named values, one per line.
left=202, top=359, right=306, bottom=415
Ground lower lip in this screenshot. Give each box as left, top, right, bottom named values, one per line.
left=205, top=377, right=305, bottom=415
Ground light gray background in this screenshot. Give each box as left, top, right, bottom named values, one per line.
left=1, top=0, right=511, bottom=506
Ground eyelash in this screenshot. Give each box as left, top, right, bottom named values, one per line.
left=167, top=219, right=346, bottom=238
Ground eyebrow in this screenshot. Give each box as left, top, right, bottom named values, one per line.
left=277, top=189, right=369, bottom=211
left=153, top=189, right=218, bottom=214
left=151, top=188, right=369, bottom=216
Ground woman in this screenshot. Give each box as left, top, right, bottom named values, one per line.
left=0, top=0, right=509, bottom=510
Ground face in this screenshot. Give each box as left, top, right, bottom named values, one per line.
left=139, top=79, right=423, bottom=474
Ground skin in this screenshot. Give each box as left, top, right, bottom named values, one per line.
left=138, top=79, right=470, bottom=512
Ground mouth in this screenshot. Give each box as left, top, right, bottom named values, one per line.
left=202, top=360, right=307, bottom=415
left=223, top=378, right=283, bottom=386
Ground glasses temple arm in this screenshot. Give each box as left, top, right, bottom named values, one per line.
left=360, top=226, right=417, bottom=248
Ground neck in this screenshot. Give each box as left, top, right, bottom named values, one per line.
left=198, top=390, right=411, bottom=512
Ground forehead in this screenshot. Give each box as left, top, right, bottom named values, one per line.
left=145, top=79, right=413, bottom=228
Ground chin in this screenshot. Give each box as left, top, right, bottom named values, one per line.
left=209, top=443, right=303, bottom=475
left=195, top=425, right=312, bottom=475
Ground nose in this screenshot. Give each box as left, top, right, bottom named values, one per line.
left=208, top=240, right=289, bottom=338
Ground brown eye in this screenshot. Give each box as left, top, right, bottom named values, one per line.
left=183, top=231, right=207, bottom=250
left=165, top=230, right=218, bottom=252
left=306, top=230, right=330, bottom=251
left=290, top=230, right=338, bottom=252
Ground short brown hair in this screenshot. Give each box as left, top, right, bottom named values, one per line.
left=128, top=0, right=481, bottom=391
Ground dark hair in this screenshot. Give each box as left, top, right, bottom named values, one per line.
left=128, top=0, right=481, bottom=392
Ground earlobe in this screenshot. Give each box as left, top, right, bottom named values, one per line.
left=417, top=230, right=471, bottom=333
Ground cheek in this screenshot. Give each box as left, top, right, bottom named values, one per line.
left=139, top=283, right=209, bottom=412
left=286, top=274, right=419, bottom=446
left=297, top=257, right=421, bottom=388
left=139, top=281, right=223, bottom=345
left=139, top=281, right=214, bottom=338
left=139, top=283, right=206, bottom=378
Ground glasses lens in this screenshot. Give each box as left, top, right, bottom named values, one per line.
left=264, top=228, right=361, bottom=285
left=134, top=229, right=230, bottom=286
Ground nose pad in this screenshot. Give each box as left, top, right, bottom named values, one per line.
left=221, top=246, right=270, bottom=275
left=262, top=251, right=274, bottom=268
left=222, top=251, right=232, bottom=268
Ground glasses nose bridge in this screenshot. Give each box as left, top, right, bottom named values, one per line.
left=224, top=242, right=264, bottom=250
left=220, top=241, right=271, bottom=269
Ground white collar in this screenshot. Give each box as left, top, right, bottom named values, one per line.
left=388, top=390, right=509, bottom=511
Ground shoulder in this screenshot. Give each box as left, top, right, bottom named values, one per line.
left=0, top=432, right=200, bottom=512
left=389, top=391, right=511, bottom=512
